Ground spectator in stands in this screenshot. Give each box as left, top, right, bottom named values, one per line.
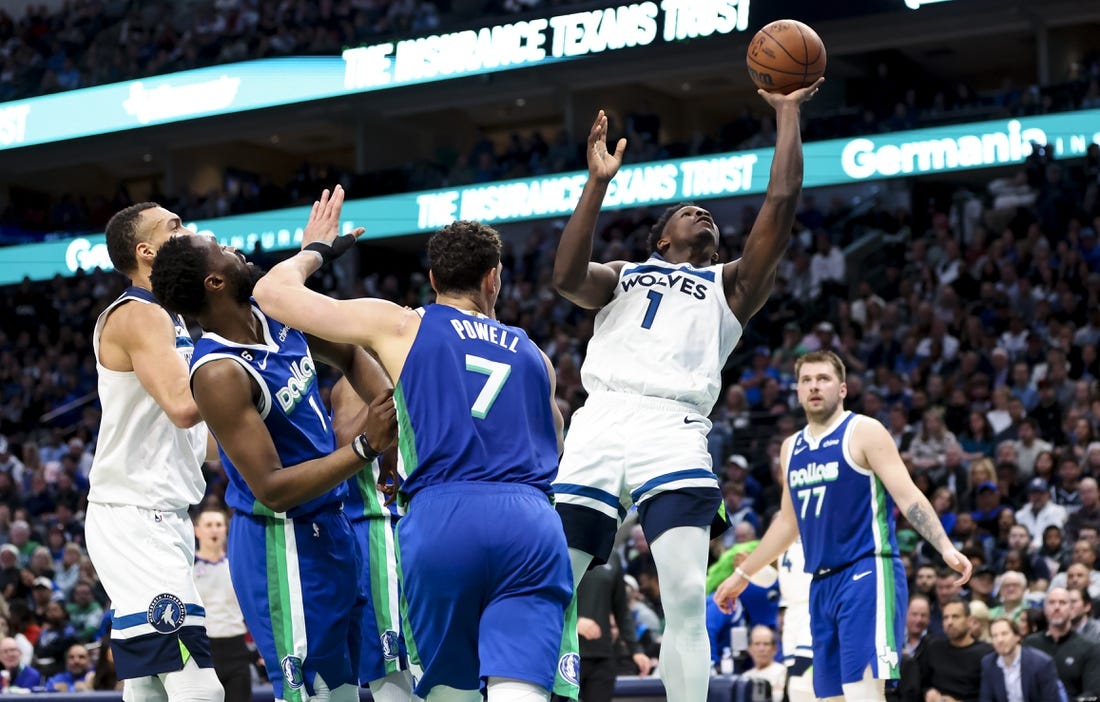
left=0, top=635, right=40, bottom=691
left=920, top=599, right=994, bottom=702
left=65, top=580, right=102, bottom=644
left=1023, top=587, right=1100, bottom=698
left=33, top=599, right=77, bottom=678
left=741, top=625, right=785, bottom=702
left=991, top=570, right=1029, bottom=622
left=980, top=616, right=1061, bottom=702
left=44, top=642, right=93, bottom=692
left=1015, top=478, right=1067, bottom=549
left=1066, top=477, right=1100, bottom=543
left=904, top=593, right=932, bottom=657
left=1066, top=586, right=1100, bottom=644
left=1012, top=419, right=1052, bottom=479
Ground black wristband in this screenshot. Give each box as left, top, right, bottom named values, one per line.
left=304, top=233, right=357, bottom=265
left=352, top=433, right=381, bottom=463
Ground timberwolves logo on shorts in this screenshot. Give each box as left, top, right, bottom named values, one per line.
left=147, top=594, right=186, bottom=634
left=558, top=653, right=580, bottom=686
left=281, top=655, right=305, bottom=689
left=380, top=630, right=400, bottom=660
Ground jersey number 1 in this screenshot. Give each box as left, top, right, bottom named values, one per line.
left=640, top=290, right=663, bottom=329
left=466, top=355, right=512, bottom=418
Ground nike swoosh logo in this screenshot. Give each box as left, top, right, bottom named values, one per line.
left=257, top=355, right=268, bottom=370
left=793, top=446, right=807, bottom=454
left=683, top=417, right=707, bottom=426
left=852, top=571, right=873, bottom=581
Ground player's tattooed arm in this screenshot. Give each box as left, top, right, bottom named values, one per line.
left=905, top=502, right=950, bottom=551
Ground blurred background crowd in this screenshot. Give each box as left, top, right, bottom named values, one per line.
left=2, top=0, right=1100, bottom=697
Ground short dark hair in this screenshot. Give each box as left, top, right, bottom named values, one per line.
left=427, top=220, right=501, bottom=295
left=795, top=350, right=847, bottom=383
left=105, top=202, right=157, bottom=274
left=150, top=236, right=210, bottom=317
left=648, top=202, right=694, bottom=253
left=943, top=597, right=971, bottom=616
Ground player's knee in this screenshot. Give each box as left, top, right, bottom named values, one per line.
left=162, top=663, right=224, bottom=702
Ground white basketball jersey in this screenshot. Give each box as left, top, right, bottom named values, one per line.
left=581, top=256, right=742, bottom=414
left=89, top=288, right=206, bottom=510
left=779, top=539, right=814, bottom=666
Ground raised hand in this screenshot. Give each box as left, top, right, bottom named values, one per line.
left=587, top=110, right=627, bottom=183
left=757, top=77, right=825, bottom=111
left=301, top=185, right=365, bottom=250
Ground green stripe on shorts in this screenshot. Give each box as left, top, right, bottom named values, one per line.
left=266, top=519, right=303, bottom=702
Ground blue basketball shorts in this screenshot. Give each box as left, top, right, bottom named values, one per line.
left=809, top=555, right=906, bottom=698
left=397, top=482, right=573, bottom=696
left=229, top=508, right=363, bottom=702
left=350, top=514, right=407, bottom=684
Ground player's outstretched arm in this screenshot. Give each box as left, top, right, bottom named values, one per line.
left=856, top=417, right=972, bottom=586
left=552, top=110, right=629, bottom=309
left=253, top=185, right=407, bottom=352
left=724, top=78, right=823, bottom=322
left=193, top=359, right=393, bottom=513
left=714, top=439, right=800, bottom=611
left=116, top=303, right=202, bottom=428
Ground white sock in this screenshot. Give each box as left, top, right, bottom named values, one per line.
left=369, top=669, right=420, bottom=702
left=486, top=677, right=550, bottom=702
left=649, top=526, right=712, bottom=702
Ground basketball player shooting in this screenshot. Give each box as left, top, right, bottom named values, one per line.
left=550, top=79, right=822, bottom=702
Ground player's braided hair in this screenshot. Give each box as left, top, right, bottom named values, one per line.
left=647, top=202, right=695, bottom=253
left=105, top=202, right=158, bottom=275
left=150, top=236, right=210, bottom=317
left=427, top=220, right=502, bottom=294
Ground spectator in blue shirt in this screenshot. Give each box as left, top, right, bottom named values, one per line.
left=0, top=635, right=41, bottom=691
left=44, top=643, right=92, bottom=692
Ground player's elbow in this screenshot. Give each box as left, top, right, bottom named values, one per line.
left=765, top=185, right=801, bottom=207
left=166, top=404, right=203, bottom=429
left=551, top=267, right=582, bottom=296
left=254, top=485, right=295, bottom=514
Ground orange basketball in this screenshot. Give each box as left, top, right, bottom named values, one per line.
left=746, top=19, right=826, bottom=95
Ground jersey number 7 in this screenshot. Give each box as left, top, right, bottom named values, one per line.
left=465, top=355, right=512, bottom=418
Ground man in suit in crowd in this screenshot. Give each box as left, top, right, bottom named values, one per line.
left=980, top=616, right=1061, bottom=702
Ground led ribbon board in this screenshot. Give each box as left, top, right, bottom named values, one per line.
left=0, top=1, right=750, bottom=151
left=3, top=108, right=1098, bottom=285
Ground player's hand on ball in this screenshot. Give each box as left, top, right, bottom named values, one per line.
left=365, top=390, right=398, bottom=451
left=758, top=77, right=824, bottom=109
left=586, top=110, right=626, bottom=184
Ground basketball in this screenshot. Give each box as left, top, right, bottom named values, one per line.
left=746, top=19, right=827, bottom=95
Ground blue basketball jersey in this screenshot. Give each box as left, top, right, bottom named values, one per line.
left=190, top=302, right=345, bottom=518
left=786, top=411, right=899, bottom=575
left=394, top=304, right=559, bottom=499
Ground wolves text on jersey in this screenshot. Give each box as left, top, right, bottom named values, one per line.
left=621, top=270, right=709, bottom=300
